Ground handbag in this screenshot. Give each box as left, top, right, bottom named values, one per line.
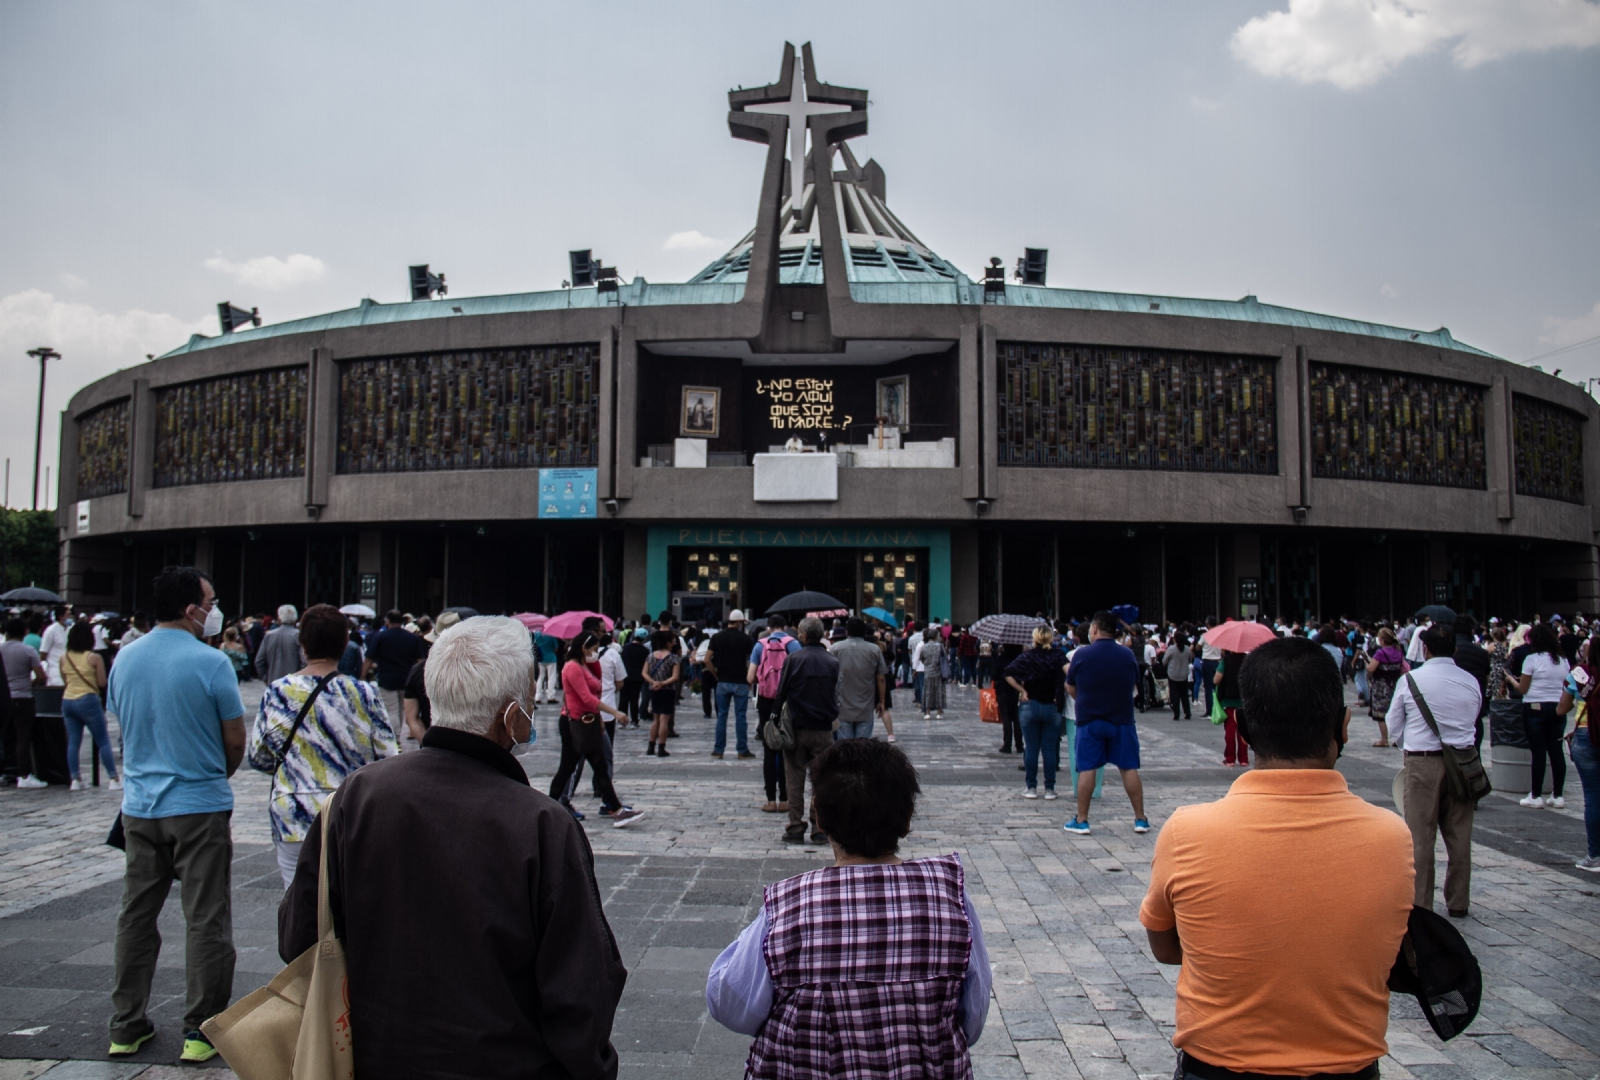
left=567, top=712, right=606, bottom=757
left=1209, top=693, right=1227, bottom=725
left=1404, top=674, right=1493, bottom=804
left=979, top=687, right=1000, bottom=723
left=763, top=700, right=798, bottom=752
left=201, top=786, right=352, bottom=1080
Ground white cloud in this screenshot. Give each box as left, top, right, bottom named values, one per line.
left=0, top=289, right=211, bottom=507
left=663, top=230, right=723, bottom=252
left=1380, top=283, right=1399, bottom=298
left=1230, top=0, right=1600, bottom=89
left=1540, top=301, right=1600, bottom=345
left=204, top=252, right=327, bottom=290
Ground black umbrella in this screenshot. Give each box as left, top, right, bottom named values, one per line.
left=440, top=606, right=480, bottom=619
left=1, top=585, right=64, bottom=604
left=766, top=590, right=848, bottom=615
left=1415, top=604, right=1457, bottom=624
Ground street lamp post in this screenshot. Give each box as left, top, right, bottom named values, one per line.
left=25, top=347, right=60, bottom=511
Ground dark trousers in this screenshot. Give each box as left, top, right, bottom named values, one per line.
left=701, top=670, right=716, bottom=717
left=757, top=695, right=787, bottom=801
left=1525, top=702, right=1567, bottom=797
left=549, top=716, right=620, bottom=810
left=4, top=699, right=70, bottom=783
left=620, top=678, right=645, bottom=725
left=784, top=727, right=835, bottom=837
left=996, top=684, right=1021, bottom=751
left=1169, top=681, right=1192, bottom=719
left=111, top=810, right=236, bottom=1040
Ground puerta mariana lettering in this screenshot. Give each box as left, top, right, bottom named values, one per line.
left=755, top=377, right=853, bottom=432
left=677, top=527, right=925, bottom=548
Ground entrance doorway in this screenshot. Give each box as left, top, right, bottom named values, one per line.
left=742, top=548, right=858, bottom=617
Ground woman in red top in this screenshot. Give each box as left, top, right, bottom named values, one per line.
left=548, top=632, right=645, bottom=827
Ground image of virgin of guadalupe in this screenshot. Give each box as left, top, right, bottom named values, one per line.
left=680, top=386, right=720, bottom=438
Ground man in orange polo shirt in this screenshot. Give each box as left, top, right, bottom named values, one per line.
left=1140, top=636, right=1413, bottom=1079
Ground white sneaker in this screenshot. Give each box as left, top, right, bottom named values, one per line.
left=16, top=775, right=48, bottom=789
left=1023, top=789, right=1038, bottom=799
left=69, top=779, right=84, bottom=791
left=1547, top=795, right=1566, bottom=809
left=1044, top=790, right=1058, bottom=801
left=108, top=778, right=123, bottom=790
left=1519, top=794, right=1543, bottom=807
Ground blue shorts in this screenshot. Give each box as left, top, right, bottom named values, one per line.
left=1075, top=719, right=1140, bottom=771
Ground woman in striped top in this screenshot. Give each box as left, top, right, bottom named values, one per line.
left=247, top=603, right=399, bottom=887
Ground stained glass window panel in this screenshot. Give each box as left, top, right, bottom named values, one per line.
left=997, top=343, right=1277, bottom=473
left=1308, top=363, right=1485, bottom=489
left=1513, top=394, right=1584, bottom=504
left=76, top=399, right=130, bottom=498
left=154, top=369, right=306, bottom=488
left=337, top=345, right=599, bottom=474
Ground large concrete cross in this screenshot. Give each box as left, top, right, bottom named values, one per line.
left=746, top=45, right=850, bottom=211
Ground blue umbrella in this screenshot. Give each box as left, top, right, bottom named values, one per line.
left=862, top=606, right=900, bottom=628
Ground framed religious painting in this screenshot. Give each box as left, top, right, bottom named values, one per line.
left=876, top=375, right=909, bottom=430
left=680, top=386, right=720, bottom=439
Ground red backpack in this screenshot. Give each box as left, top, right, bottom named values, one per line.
left=756, top=635, right=790, bottom=698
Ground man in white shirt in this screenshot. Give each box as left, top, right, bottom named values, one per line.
left=1198, top=620, right=1223, bottom=716
left=38, top=606, right=70, bottom=687
left=908, top=627, right=926, bottom=706
left=1386, top=622, right=1482, bottom=918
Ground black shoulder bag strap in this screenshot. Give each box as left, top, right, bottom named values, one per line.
left=1404, top=673, right=1445, bottom=745
left=275, top=673, right=336, bottom=771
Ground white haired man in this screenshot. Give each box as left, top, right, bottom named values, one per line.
left=254, top=605, right=303, bottom=686
left=279, top=615, right=626, bottom=1077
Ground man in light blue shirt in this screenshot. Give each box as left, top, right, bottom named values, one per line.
left=107, top=566, right=245, bottom=1064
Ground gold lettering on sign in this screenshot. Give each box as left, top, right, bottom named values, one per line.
left=755, top=377, right=853, bottom=431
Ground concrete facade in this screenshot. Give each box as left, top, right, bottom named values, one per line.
left=50, top=41, right=1600, bottom=626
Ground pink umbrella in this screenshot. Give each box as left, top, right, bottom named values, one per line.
left=541, top=610, right=614, bottom=639
left=512, top=612, right=548, bottom=630
left=1202, top=620, right=1278, bottom=653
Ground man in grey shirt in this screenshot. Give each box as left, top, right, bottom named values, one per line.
left=254, top=604, right=303, bottom=686
left=833, top=617, right=888, bottom=740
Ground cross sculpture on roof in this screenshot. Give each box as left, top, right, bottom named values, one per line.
left=730, top=43, right=868, bottom=222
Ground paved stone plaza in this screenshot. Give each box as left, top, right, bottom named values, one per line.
left=1, top=679, right=1597, bottom=1079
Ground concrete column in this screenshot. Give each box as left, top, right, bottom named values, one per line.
left=194, top=535, right=214, bottom=577
left=614, top=328, right=638, bottom=499
left=1487, top=375, right=1514, bottom=520
left=951, top=526, right=979, bottom=623
left=959, top=323, right=980, bottom=500
left=305, top=349, right=336, bottom=510
left=597, top=327, right=617, bottom=499
left=127, top=379, right=154, bottom=519
left=56, top=408, right=80, bottom=532
left=622, top=525, right=647, bottom=620
left=980, top=325, right=998, bottom=499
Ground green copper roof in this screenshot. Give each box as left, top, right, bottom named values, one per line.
left=157, top=279, right=1493, bottom=362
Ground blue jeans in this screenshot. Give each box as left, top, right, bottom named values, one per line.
left=1019, top=701, right=1061, bottom=791
left=714, top=681, right=750, bottom=755
left=837, top=718, right=875, bottom=740
left=913, top=671, right=925, bottom=704
left=1570, top=727, right=1600, bottom=859
left=1200, top=659, right=1219, bottom=714
left=960, top=657, right=976, bottom=684
left=62, top=694, right=117, bottom=781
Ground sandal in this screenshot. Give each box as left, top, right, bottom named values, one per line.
left=760, top=801, right=779, bottom=813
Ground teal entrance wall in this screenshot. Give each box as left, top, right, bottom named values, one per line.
left=647, top=525, right=951, bottom=622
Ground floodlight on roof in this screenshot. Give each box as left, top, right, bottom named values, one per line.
left=569, top=250, right=597, bottom=288
left=217, top=302, right=261, bottom=334
left=409, top=264, right=447, bottom=301
left=1015, top=248, right=1047, bottom=286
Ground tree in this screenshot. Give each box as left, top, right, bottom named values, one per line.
left=0, top=509, right=58, bottom=593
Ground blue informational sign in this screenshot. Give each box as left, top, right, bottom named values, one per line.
left=539, top=468, right=597, bottom=519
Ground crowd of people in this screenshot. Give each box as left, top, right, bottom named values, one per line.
left=7, top=568, right=1600, bottom=1076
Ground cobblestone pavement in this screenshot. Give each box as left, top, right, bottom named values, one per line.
left=1, top=679, right=1597, bottom=1078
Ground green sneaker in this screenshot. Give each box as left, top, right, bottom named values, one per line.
left=108, top=1027, right=155, bottom=1056
left=181, top=1030, right=218, bottom=1063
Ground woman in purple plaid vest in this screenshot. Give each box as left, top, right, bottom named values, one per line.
left=707, top=739, right=991, bottom=1079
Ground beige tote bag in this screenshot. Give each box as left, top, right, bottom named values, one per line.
left=201, top=791, right=353, bottom=1080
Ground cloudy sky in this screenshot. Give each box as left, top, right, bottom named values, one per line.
left=2, top=0, right=1597, bottom=509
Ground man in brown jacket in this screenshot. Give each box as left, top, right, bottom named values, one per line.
left=280, top=615, right=626, bottom=1079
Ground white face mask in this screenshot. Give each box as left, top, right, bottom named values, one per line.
left=191, top=603, right=223, bottom=638
left=506, top=699, right=536, bottom=745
